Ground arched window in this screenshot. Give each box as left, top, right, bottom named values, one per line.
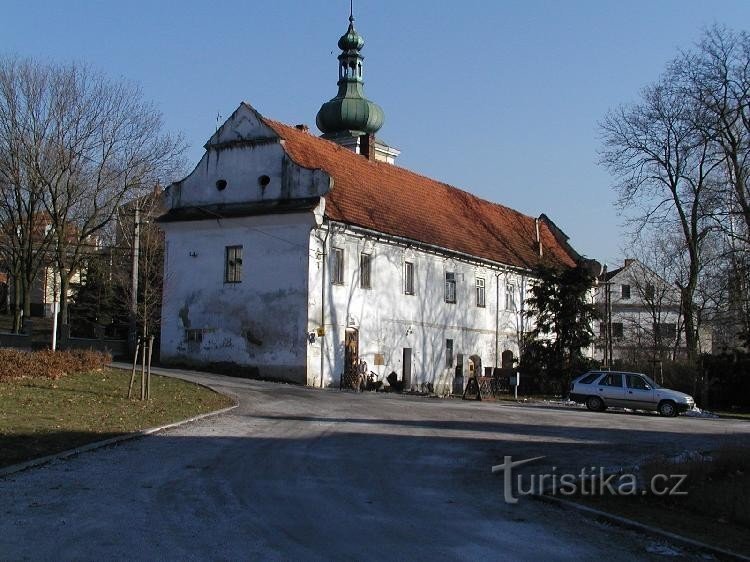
left=501, top=350, right=514, bottom=369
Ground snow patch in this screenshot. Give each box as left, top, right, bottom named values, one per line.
left=683, top=407, right=720, bottom=419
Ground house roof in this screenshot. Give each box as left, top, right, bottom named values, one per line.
left=603, top=266, right=624, bottom=281
left=262, top=116, right=578, bottom=270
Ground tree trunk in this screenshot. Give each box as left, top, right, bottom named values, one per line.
left=59, top=273, right=70, bottom=326
left=12, top=275, right=22, bottom=333
left=681, top=286, right=698, bottom=362
left=22, top=267, right=33, bottom=323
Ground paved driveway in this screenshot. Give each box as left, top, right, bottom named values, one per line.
left=2, top=366, right=749, bottom=560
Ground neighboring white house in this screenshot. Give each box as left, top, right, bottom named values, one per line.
left=158, top=15, right=587, bottom=392
left=594, top=259, right=691, bottom=364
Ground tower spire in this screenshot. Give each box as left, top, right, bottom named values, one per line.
left=315, top=9, right=384, bottom=138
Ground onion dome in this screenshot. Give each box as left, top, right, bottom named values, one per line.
left=338, top=17, right=365, bottom=51
left=316, top=14, right=384, bottom=137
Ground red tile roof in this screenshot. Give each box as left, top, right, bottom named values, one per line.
left=264, top=118, right=578, bottom=271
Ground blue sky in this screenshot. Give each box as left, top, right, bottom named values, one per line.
left=4, top=1, right=750, bottom=266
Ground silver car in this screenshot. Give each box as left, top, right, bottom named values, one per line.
left=569, top=371, right=695, bottom=417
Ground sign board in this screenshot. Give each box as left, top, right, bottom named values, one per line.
left=510, top=372, right=520, bottom=386
left=374, top=353, right=385, bottom=366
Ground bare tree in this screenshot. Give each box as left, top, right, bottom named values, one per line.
left=0, top=55, right=184, bottom=332
left=0, top=62, right=57, bottom=331
left=600, top=73, right=724, bottom=361
left=677, top=26, right=750, bottom=239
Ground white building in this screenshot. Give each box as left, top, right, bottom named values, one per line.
left=594, top=259, right=687, bottom=364
left=158, top=15, right=586, bottom=392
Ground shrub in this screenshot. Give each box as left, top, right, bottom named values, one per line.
left=0, top=349, right=112, bottom=381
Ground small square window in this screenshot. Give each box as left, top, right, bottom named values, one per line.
left=505, top=284, right=516, bottom=311
left=475, top=277, right=486, bottom=307
left=404, top=261, right=415, bottom=295
left=645, top=283, right=655, bottom=300
left=446, top=338, right=454, bottom=367
left=332, top=248, right=344, bottom=285
left=612, top=323, right=624, bottom=337
left=445, top=272, right=456, bottom=303
left=224, top=245, right=242, bottom=283
left=185, top=329, right=204, bottom=343
left=621, top=284, right=631, bottom=299
left=657, top=322, right=676, bottom=339
left=360, top=253, right=371, bottom=289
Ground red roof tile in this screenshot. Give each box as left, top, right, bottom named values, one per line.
left=264, top=118, right=578, bottom=271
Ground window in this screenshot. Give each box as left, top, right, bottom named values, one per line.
left=332, top=248, right=344, bottom=285
left=612, top=323, right=624, bottom=337
left=475, top=277, right=486, bottom=307
left=644, top=283, right=655, bottom=300
left=404, top=261, right=415, bottom=295
left=224, top=246, right=243, bottom=283
left=599, top=373, right=623, bottom=387
left=185, top=329, right=204, bottom=343
left=579, top=373, right=600, bottom=384
left=599, top=322, right=606, bottom=336
left=656, top=323, right=676, bottom=340
left=621, top=284, right=631, bottom=299
left=359, top=253, right=371, bottom=289
left=445, top=272, right=456, bottom=303
left=505, top=284, right=516, bottom=311
left=627, top=375, right=651, bottom=390
left=446, top=339, right=454, bottom=367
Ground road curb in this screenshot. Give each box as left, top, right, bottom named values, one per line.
left=0, top=375, right=238, bottom=479
left=533, top=493, right=749, bottom=561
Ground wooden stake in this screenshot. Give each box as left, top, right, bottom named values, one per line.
left=146, top=336, right=154, bottom=400
left=128, top=338, right=141, bottom=399
left=140, top=334, right=147, bottom=400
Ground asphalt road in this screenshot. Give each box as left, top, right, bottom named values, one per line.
left=2, top=366, right=749, bottom=561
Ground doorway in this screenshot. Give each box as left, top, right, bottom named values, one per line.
left=343, top=327, right=359, bottom=389
left=402, top=348, right=412, bottom=390
left=469, top=355, right=482, bottom=378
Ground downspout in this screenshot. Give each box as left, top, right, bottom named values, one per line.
left=319, top=219, right=330, bottom=388
left=519, top=274, right=526, bottom=356
left=495, top=271, right=501, bottom=370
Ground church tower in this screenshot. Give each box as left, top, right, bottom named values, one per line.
left=316, top=8, right=400, bottom=163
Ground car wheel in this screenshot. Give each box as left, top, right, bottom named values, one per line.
left=658, top=400, right=677, bottom=417
left=586, top=396, right=605, bottom=412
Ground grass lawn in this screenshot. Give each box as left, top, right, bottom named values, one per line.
left=0, top=368, right=233, bottom=468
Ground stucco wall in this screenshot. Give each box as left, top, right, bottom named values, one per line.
left=160, top=214, right=313, bottom=383
left=165, top=104, right=330, bottom=210
left=306, top=224, right=529, bottom=391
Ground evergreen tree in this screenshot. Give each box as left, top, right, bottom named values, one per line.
left=522, top=265, right=599, bottom=387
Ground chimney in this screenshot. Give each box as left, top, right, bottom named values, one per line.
left=295, top=124, right=309, bottom=133
left=624, top=258, right=634, bottom=267
left=360, top=133, right=375, bottom=161
left=534, top=218, right=543, bottom=258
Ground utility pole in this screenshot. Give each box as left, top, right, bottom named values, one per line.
left=606, top=281, right=613, bottom=367
left=51, top=266, right=59, bottom=351
left=129, top=203, right=140, bottom=351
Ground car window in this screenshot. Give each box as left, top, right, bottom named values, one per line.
left=627, top=375, right=651, bottom=390
left=599, top=373, right=623, bottom=387
left=642, top=375, right=660, bottom=388
left=579, top=373, right=600, bottom=384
